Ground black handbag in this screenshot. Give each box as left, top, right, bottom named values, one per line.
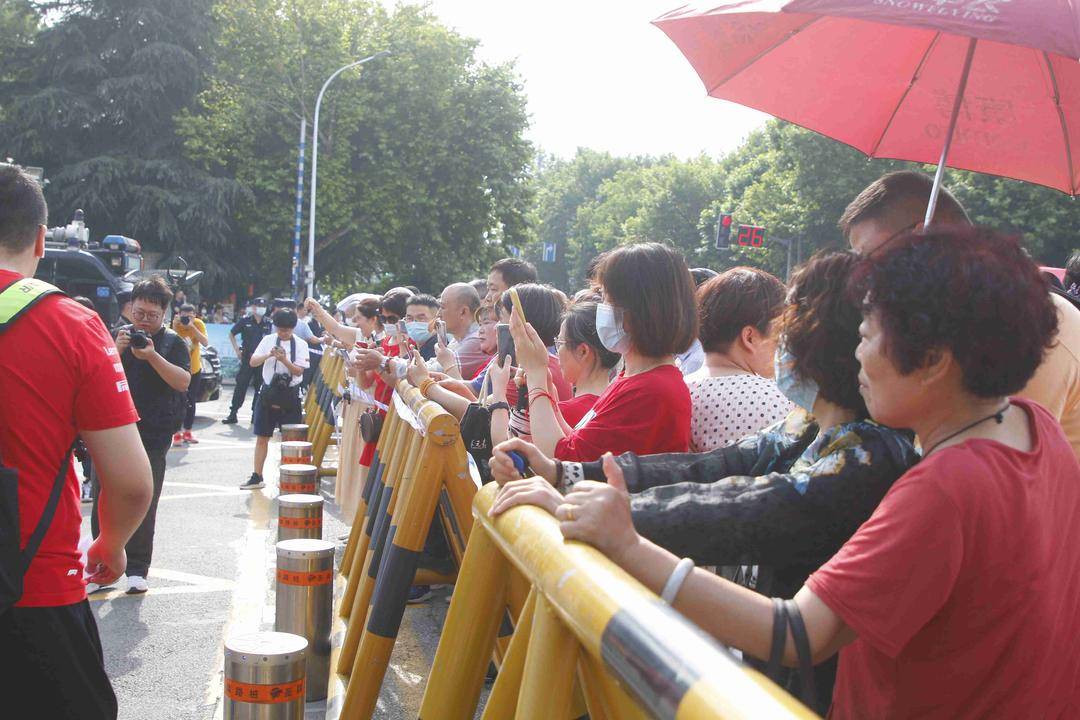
left=459, top=372, right=497, bottom=484
left=360, top=408, right=383, bottom=444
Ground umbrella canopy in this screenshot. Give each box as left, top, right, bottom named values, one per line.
left=654, top=0, right=1080, bottom=195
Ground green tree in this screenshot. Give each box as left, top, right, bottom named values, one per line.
left=180, top=0, right=534, bottom=295
left=0, top=0, right=247, bottom=291
left=527, top=149, right=644, bottom=288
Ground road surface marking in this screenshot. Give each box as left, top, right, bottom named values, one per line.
left=87, top=567, right=235, bottom=602
left=206, top=446, right=281, bottom=718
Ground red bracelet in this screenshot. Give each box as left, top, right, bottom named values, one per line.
left=528, top=388, right=557, bottom=407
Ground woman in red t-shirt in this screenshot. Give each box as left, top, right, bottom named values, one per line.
left=502, top=227, right=1080, bottom=719
left=512, top=243, right=697, bottom=461
left=358, top=290, right=413, bottom=468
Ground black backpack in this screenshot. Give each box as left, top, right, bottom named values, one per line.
left=0, top=277, right=79, bottom=614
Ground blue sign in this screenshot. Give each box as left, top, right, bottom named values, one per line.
left=542, top=242, right=556, bottom=263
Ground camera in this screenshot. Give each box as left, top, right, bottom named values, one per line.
left=180, top=316, right=191, bottom=326
left=269, top=371, right=291, bottom=392
left=129, top=329, right=151, bottom=349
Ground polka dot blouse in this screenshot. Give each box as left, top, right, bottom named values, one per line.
left=686, top=374, right=794, bottom=453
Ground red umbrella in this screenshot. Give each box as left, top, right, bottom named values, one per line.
left=654, top=0, right=1080, bottom=222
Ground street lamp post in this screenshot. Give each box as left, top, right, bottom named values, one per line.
left=306, top=50, right=390, bottom=298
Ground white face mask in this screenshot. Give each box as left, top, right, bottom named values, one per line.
left=596, top=302, right=630, bottom=355
left=253, top=307, right=265, bottom=318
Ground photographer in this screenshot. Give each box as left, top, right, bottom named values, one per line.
left=172, top=303, right=208, bottom=446
left=103, top=276, right=191, bottom=594
left=242, top=308, right=309, bottom=490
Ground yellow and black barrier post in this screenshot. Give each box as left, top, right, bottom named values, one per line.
left=419, top=483, right=819, bottom=720
left=311, top=353, right=345, bottom=475
left=325, top=381, right=478, bottom=718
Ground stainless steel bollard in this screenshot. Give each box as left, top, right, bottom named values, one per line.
left=278, top=464, right=317, bottom=495
left=275, top=539, right=334, bottom=702
left=280, top=441, right=313, bottom=466
left=277, top=494, right=323, bottom=542
left=281, top=424, right=308, bottom=443
left=224, top=631, right=307, bottom=719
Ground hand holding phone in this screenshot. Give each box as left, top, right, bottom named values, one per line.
left=496, top=323, right=516, bottom=368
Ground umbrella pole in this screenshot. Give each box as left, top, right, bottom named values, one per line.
left=925, top=37, right=977, bottom=227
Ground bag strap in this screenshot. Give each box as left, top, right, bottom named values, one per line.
left=784, top=599, right=819, bottom=710
left=0, top=277, right=62, bottom=334
left=0, top=277, right=78, bottom=571
left=766, top=597, right=787, bottom=680
left=21, top=437, right=80, bottom=570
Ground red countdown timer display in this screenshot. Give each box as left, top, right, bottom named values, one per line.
left=735, top=225, right=766, bottom=248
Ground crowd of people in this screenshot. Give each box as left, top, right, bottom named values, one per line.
left=307, top=169, right=1080, bottom=716
left=3, top=157, right=1080, bottom=718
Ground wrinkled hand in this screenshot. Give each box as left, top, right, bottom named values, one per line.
left=304, top=297, right=324, bottom=318
left=85, top=536, right=126, bottom=586
left=489, top=437, right=558, bottom=487
left=487, top=355, right=513, bottom=400
left=490, top=477, right=563, bottom=517
left=556, top=454, right=639, bottom=563
left=131, top=336, right=156, bottom=361
left=406, top=348, right=430, bottom=387
left=115, top=328, right=132, bottom=354
left=509, top=311, right=549, bottom=376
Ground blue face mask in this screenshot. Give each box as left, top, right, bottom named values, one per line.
left=405, top=321, right=432, bottom=344
left=596, top=302, right=630, bottom=355
left=774, top=344, right=819, bottom=413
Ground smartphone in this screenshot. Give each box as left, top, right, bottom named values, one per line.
left=436, top=319, right=449, bottom=346
left=496, top=323, right=516, bottom=367
left=396, top=320, right=408, bottom=342
left=508, top=287, right=525, bottom=321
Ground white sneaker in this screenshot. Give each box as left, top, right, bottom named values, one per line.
left=86, top=577, right=117, bottom=595
left=126, top=575, right=148, bottom=594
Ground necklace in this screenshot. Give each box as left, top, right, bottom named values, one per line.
left=922, top=403, right=1010, bottom=457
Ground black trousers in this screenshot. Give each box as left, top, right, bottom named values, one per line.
left=0, top=601, right=117, bottom=719
left=230, top=356, right=262, bottom=413
left=91, top=443, right=167, bottom=578
left=183, top=373, right=202, bottom=430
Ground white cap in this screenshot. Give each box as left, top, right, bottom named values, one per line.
left=336, top=293, right=380, bottom=314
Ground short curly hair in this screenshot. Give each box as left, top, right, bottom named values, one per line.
left=852, top=226, right=1058, bottom=398
left=781, top=251, right=868, bottom=415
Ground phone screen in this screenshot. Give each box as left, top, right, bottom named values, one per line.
left=436, top=320, right=449, bottom=346
left=396, top=320, right=407, bottom=342
left=496, top=323, right=516, bottom=367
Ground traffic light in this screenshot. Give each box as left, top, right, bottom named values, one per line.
left=715, top=213, right=734, bottom=249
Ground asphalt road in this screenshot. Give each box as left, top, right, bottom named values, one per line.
left=81, top=392, right=458, bottom=720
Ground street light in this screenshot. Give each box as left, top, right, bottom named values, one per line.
left=306, top=50, right=390, bottom=297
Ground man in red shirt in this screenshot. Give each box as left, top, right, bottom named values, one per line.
left=0, top=166, right=152, bottom=719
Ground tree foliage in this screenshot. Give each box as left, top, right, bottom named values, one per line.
left=0, top=0, right=248, bottom=292
left=179, top=0, right=534, bottom=294
left=528, top=120, right=1080, bottom=291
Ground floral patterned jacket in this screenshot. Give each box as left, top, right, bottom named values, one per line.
left=576, top=409, right=919, bottom=600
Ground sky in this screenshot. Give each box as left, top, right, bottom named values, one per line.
left=387, top=0, right=770, bottom=160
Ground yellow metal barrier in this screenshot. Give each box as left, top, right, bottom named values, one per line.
left=302, top=353, right=345, bottom=476
left=420, top=483, right=819, bottom=720
left=326, top=381, right=478, bottom=718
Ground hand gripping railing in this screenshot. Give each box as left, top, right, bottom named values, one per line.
left=420, top=483, right=818, bottom=720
